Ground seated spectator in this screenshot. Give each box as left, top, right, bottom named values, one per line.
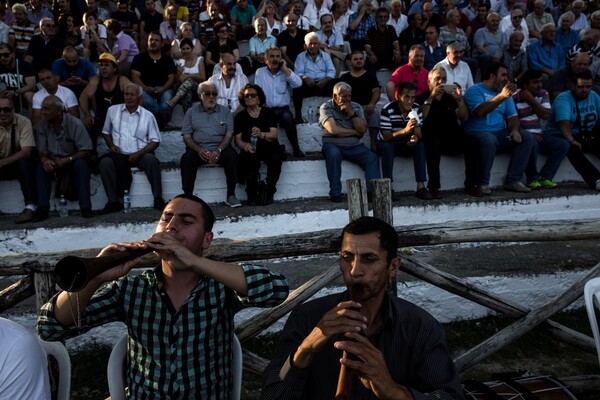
left=513, top=70, right=570, bottom=190
left=168, top=38, right=205, bottom=112
left=417, top=66, right=469, bottom=198
left=53, top=46, right=97, bottom=99
left=467, top=3, right=488, bottom=42
left=110, top=0, right=139, bottom=40
left=99, top=83, right=165, bottom=214
left=388, top=0, right=408, bottom=35
left=290, top=0, right=311, bottom=32
left=421, top=1, right=442, bottom=30
left=254, top=47, right=305, bottom=157
left=526, top=0, right=554, bottom=41
left=319, top=81, right=380, bottom=202
left=545, top=70, right=600, bottom=191
left=53, top=0, right=82, bottom=25
left=104, top=18, right=140, bottom=77
left=347, top=0, right=375, bottom=51
left=234, top=83, right=282, bottom=205
left=248, top=17, right=277, bottom=73
left=199, top=2, right=226, bottom=48
left=434, top=41, right=474, bottom=92
left=567, top=29, right=600, bottom=64
left=0, top=96, right=37, bottom=223
left=386, top=44, right=429, bottom=100
left=555, top=12, right=580, bottom=54
left=440, top=8, right=478, bottom=78
left=527, top=23, right=564, bottom=81
left=461, top=0, right=480, bottom=22
left=423, top=24, right=446, bottom=70
left=86, top=0, right=109, bottom=23
left=499, top=8, right=528, bottom=52
left=278, top=13, right=307, bottom=70
left=398, top=12, right=424, bottom=61
left=558, top=0, right=588, bottom=32
left=25, top=17, right=64, bottom=73
left=292, top=32, right=336, bottom=123
left=34, top=95, right=94, bottom=221
left=580, top=11, right=600, bottom=39
left=339, top=50, right=381, bottom=150
left=547, top=51, right=590, bottom=101
left=206, top=22, right=240, bottom=71
left=56, top=12, right=83, bottom=54
left=230, top=0, right=256, bottom=40
left=303, top=0, right=330, bottom=31
left=170, top=22, right=202, bottom=60
left=131, top=31, right=177, bottom=127
left=32, top=69, right=79, bottom=130
left=139, top=0, right=162, bottom=52
left=0, top=43, right=36, bottom=114
left=473, top=12, right=506, bottom=77
left=0, top=318, right=50, bottom=397
left=208, top=52, right=248, bottom=115
left=491, top=0, right=517, bottom=20
left=331, top=1, right=349, bottom=39
left=256, top=0, right=283, bottom=36
left=160, top=5, right=184, bottom=49
left=8, top=3, right=39, bottom=60
left=463, top=62, right=533, bottom=195
left=365, top=7, right=400, bottom=70
left=81, top=11, right=108, bottom=62
left=28, top=0, right=53, bottom=26
left=493, top=31, right=527, bottom=81
left=318, top=13, right=348, bottom=77
left=379, top=81, right=431, bottom=200
left=180, top=81, right=241, bottom=207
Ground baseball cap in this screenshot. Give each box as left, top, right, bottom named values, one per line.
left=98, top=52, right=117, bottom=66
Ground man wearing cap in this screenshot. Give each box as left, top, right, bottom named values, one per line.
left=80, top=52, right=130, bottom=151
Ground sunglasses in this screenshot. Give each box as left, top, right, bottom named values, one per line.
left=0, top=107, right=13, bottom=112
left=44, top=23, right=55, bottom=27
left=0, top=53, right=11, bottom=58
left=203, top=91, right=218, bottom=97
left=244, top=92, right=258, bottom=98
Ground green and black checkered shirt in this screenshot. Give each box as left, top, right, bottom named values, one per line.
left=37, top=264, right=289, bottom=399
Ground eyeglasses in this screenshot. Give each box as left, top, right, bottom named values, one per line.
left=219, top=28, right=229, bottom=32
left=244, top=92, right=258, bottom=98
left=0, top=53, right=11, bottom=58
left=0, top=107, right=13, bottom=113
left=202, top=91, right=218, bottom=97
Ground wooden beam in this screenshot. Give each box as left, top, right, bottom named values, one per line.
left=0, top=276, right=34, bottom=313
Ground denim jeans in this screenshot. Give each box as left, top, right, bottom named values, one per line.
left=525, top=133, right=570, bottom=182
left=36, top=159, right=92, bottom=209
left=377, top=140, right=427, bottom=184
left=466, top=129, right=533, bottom=186
left=321, top=143, right=380, bottom=197
left=141, top=88, right=175, bottom=119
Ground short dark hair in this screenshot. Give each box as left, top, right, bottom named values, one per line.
left=238, top=83, right=266, bottom=107
left=179, top=37, right=194, bottom=49
left=171, top=194, right=215, bottom=232
left=575, top=69, right=593, bottom=82
left=398, top=81, right=417, bottom=94
left=483, top=62, right=508, bottom=80
left=519, top=69, right=543, bottom=86
left=341, top=217, right=398, bottom=263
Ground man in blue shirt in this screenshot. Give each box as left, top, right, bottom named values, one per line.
left=526, top=23, right=565, bottom=82
left=463, top=62, right=533, bottom=195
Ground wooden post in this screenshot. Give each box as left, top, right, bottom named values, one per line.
left=33, top=272, right=55, bottom=313
left=346, top=179, right=368, bottom=222
left=370, top=179, right=396, bottom=296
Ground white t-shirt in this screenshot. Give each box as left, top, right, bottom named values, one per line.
left=32, top=85, right=79, bottom=110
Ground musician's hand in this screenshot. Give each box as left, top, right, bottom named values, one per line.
left=335, top=331, right=412, bottom=399
left=293, top=301, right=367, bottom=369
left=145, top=231, right=200, bottom=270
left=93, top=241, right=146, bottom=283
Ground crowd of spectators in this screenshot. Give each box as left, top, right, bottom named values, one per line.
left=0, top=0, right=599, bottom=222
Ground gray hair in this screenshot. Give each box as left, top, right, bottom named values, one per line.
left=541, top=22, right=555, bottom=32
left=198, top=81, right=217, bottom=95
left=447, top=41, right=463, bottom=52
left=446, top=9, right=458, bottom=21
left=562, top=11, right=575, bottom=21
left=573, top=0, right=584, bottom=8
left=43, top=95, right=64, bottom=112
left=486, top=12, right=499, bottom=22
left=333, top=81, right=352, bottom=95
left=124, top=82, right=143, bottom=96
left=39, top=17, right=52, bottom=29
left=509, top=30, right=525, bottom=40
left=428, top=66, right=446, bottom=80
left=304, top=31, right=319, bottom=45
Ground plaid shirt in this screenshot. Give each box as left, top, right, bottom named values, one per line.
left=37, top=264, right=289, bottom=399
left=348, top=12, right=375, bottom=41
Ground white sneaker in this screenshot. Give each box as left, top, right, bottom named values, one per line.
left=596, top=179, right=600, bottom=191
left=225, top=195, right=241, bottom=208
left=480, top=185, right=492, bottom=195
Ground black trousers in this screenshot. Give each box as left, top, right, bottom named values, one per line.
left=180, top=146, right=238, bottom=197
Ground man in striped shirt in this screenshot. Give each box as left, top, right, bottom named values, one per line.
left=262, top=216, right=463, bottom=399
left=38, top=194, right=289, bottom=399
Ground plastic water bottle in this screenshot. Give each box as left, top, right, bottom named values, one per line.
left=250, top=136, right=258, bottom=153
left=59, top=195, right=68, bottom=218
left=307, top=106, right=314, bottom=124
left=123, top=190, right=131, bottom=213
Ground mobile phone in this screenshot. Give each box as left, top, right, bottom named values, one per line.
left=442, top=84, right=457, bottom=93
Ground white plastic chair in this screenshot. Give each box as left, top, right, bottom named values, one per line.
left=584, top=276, right=600, bottom=367
left=107, top=334, right=243, bottom=400
left=38, top=339, right=71, bottom=400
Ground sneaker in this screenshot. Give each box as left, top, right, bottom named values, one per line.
left=527, top=180, right=542, bottom=190
left=225, top=195, right=241, bottom=208
left=480, top=185, right=492, bottom=195
left=14, top=208, right=34, bottom=224
left=538, top=177, right=558, bottom=189
left=415, top=187, right=433, bottom=200
left=31, top=207, right=49, bottom=222
left=503, top=181, right=531, bottom=193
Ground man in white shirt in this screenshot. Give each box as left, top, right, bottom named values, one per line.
left=434, top=42, right=474, bottom=91
left=31, top=69, right=79, bottom=130
left=207, top=52, right=249, bottom=116
left=254, top=47, right=305, bottom=157
left=99, top=82, right=164, bottom=213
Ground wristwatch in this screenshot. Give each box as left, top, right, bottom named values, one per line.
left=423, top=100, right=432, bottom=106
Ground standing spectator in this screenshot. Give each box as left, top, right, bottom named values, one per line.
left=0, top=96, right=37, bottom=223
left=254, top=47, right=305, bottom=157
left=31, top=69, right=79, bottom=130
left=417, top=66, right=469, bottom=198
left=318, top=13, right=348, bottom=77
left=52, top=46, right=97, bottom=98
left=379, top=81, right=431, bottom=200
left=25, top=17, right=64, bottom=73
left=278, top=13, right=307, bottom=70
left=386, top=45, right=429, bottom=100
left=319, top=81, right=380, bottom=202
left=292, top=32, right=336, bottom=123
left=99, top=83, right=165, bottom=213
left=513, top=70, right=570, bottom=189
left=81, top=11, right=108, bottom=62
left=463, top=62, right=533, bottom=194
left=434, top=41, right=474, bottom=92
left=526, top=0, right=554, bottom=41
left=167, top=38, right=205, bottom=112
left=527, top=23, right=565, bottom=80
left=545, top=70, right=600, bottom=191
left=234, top=83, right=283, bottom=205
left=493, top=31, right=527, bottom=81
left=8, top=3, right=39, bottom=60
left=423, top=24, right=446, bottom=70
left=131, top=32, right=176, bottom=127
left=208, top=52, right=249, bottom=115
left=34, top=95, right=94, bottom=221
left=230, top=0, right=256, bottom=40
left=473, top=12, right=506, bottom=77
left=180, top=81, right=241, bottom=207
left=555, top=12, right=580, bottom=54
left=104, top=18, right=140, bottom=77
left=0, top=43, right=36, bottom=114
left=248, top=17, right=277, bottom=73
left=347, top=0, right=375, bottom=50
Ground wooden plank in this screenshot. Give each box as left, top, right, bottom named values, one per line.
left=0, top=276, right=34, bottom=313
left=346, top=179, right=368, bottom=222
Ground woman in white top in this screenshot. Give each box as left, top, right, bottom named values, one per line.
left=167, top=38, right=206, bottom=111
left=170, top=21, right=202, bottom=60
left=81, top=11, right=108, bottom=61
left=255, top=0, right=283, bottom=36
